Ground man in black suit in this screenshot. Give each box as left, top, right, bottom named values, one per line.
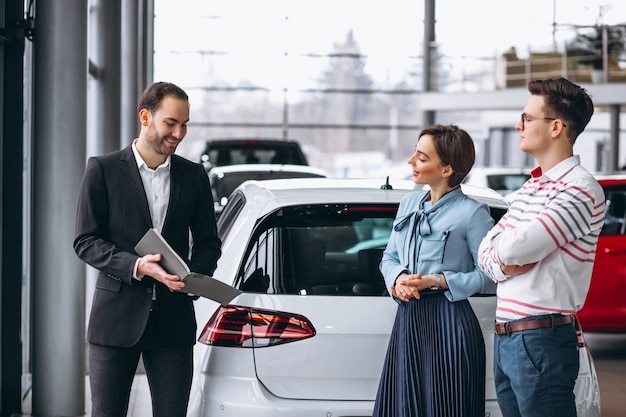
left=74, top=82, right=221, bottom=417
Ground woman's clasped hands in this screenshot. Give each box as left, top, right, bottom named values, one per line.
left=392, top=272, right=438, bottom=302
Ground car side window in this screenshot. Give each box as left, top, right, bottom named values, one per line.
left=216, top=191, right=246, bottom=239
left=601, top=189, right=626, bottom=235
left=239, top=228, right=276, bottom=293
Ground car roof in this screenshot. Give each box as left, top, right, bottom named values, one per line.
left=205, top=138, right=302, bottom=146
left=208, top=163, right=327, bottom=176
left=593, top=172, right=626, bottom=183
left=467, top=166, right=531, bottom=173
left=233, top=177, right=509, bottom=209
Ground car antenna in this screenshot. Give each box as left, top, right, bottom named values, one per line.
left=380, top=176, right=393, bottom=190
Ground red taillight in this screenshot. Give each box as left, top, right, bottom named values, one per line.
left=198, top=305, right=316, bottom=348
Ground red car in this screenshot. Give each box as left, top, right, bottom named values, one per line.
left=577, top=174, right=626, bottom=332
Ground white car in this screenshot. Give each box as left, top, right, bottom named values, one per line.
left=187, top=178, right=600, bottom=417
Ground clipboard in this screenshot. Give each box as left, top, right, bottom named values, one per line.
left=134, top=228, right=241, bottom=305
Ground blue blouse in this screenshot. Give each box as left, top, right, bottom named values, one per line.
left=380, top=187, right=496, bottom=303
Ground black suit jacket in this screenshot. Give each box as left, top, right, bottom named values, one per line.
left=74, top=145, right=221, bottom=348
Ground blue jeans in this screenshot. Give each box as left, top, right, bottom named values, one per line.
left=493, top=314, right=579, bottom=417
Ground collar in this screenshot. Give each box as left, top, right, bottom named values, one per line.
left=394, top=187, right=464, bottom=234
left=419, top=186, right=462, bottom=209
left=531, top=155, right=579, bottom=181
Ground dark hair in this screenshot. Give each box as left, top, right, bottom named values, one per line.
left=418, top=124, right=475, bottom=187
left=137, top=81, right=189, bottom=114
left=527, top=78, right=594, bottom=142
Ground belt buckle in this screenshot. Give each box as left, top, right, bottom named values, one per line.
left=494, top=322, right=507, bottom=335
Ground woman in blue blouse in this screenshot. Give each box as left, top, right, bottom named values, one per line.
left=373, top=124, right=496, bottom=417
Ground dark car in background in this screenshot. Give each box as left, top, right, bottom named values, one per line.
left=200, top=138, right=308, bottom=172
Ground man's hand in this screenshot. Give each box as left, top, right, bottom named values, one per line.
left=137, top=254, right=185, bottom=291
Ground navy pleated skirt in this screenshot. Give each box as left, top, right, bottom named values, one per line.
left=373, top=292, right=486, bottom=417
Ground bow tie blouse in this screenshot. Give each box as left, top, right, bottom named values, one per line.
left=381, top=187, right=496, bottom=302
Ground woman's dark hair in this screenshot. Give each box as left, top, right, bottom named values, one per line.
left=137, top=81, right=188, bottom=114
left=528, top=78, right=594, bottom=142
left=418, top=124, right=475, bottom=187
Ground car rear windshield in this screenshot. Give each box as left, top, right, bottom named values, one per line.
left=236, top=204, right=397, bottom=296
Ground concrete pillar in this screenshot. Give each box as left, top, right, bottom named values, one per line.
left=1, top=0, right=26, bottom=413
left=31, top=0, right=88, bottom=416
left=87, top=0, right=122, bottom=156
left=422, top=0, right=435, bottom=127
left=140, top=0, right=155, bottom=90
left=610, top=104, right=620, bottom=171
left=121, top=0, right=141, bottom=146
left=121, top=0, right=154, bottom=148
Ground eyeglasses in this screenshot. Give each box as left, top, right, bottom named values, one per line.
left=520, top=113, right=567, bottom=129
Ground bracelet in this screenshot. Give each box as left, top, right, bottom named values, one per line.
left=431, top=273, right=442, bottom=290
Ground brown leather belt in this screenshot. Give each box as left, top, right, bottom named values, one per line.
left=494, top=315, right=572, bottom=335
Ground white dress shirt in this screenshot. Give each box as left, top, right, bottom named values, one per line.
left=132, top=140, right=171, bottom=281
left=132, top=142, right=171, bottom=232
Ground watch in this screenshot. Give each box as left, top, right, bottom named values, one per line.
left=431, top=273, right=442, bottom=290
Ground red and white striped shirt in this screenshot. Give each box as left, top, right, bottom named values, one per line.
left=478, top=156, right=605, bottom=322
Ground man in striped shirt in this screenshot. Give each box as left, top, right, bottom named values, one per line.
left=478, top=78, right=605, bottom=417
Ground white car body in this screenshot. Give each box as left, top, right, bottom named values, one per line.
left=187, top=178, right=600, bottom=417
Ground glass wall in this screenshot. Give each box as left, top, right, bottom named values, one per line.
left=153, top=0, right=626, bottom=176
